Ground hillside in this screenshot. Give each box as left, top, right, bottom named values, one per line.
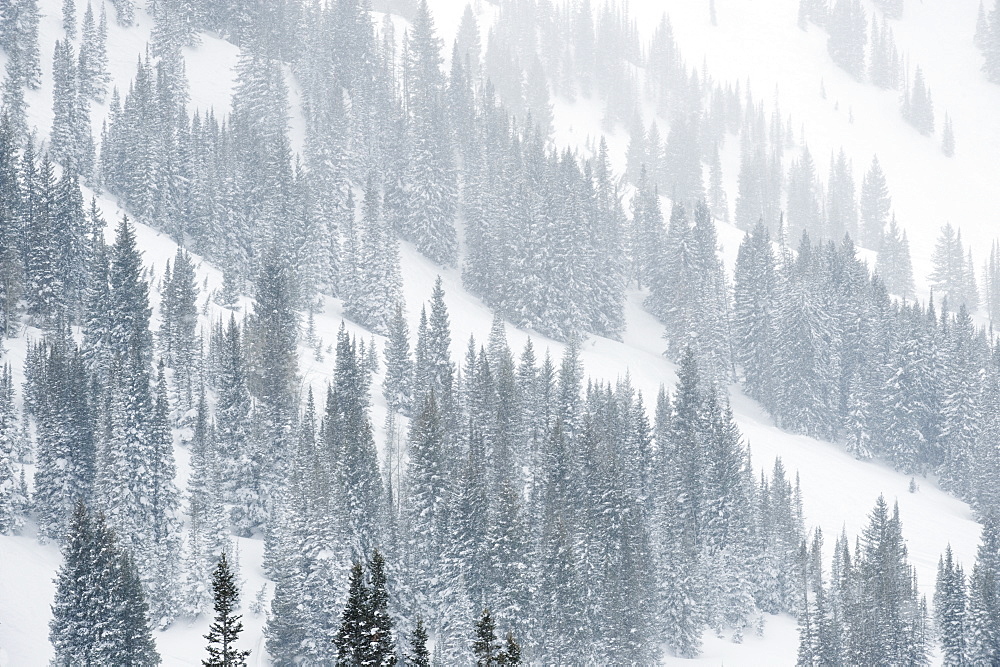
left=0, top=0, right=995, bottom=664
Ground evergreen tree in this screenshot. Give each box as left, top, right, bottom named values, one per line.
left=368, top=550, right=397, bottom=666
left=1, top=0, right=42, bottom=89
left=247, top=250, right=299, bottom=528
left=403, top=0, right=458, bottom=266
left=828, top=0, right=867, bottom=79
left=984, top=0, right=1000, bottom=82
left=930, top=223, right=974, bottom=310
left=473, top=608, right=501, bottom=665
left=904, top=66, right=935, bottom=135
left=827, top=148, right=857, bottom=241
left=203, top=553, right=251, bottom=667
left=877, top=216, right=915, bottom=299
left=786, top=145, right=822, bottom=243
left=935, top=544, right=967, bottom=666
left=733, top=222, right=778, bottom=410
left=50, top=501, right=160, bottom=665
left=161, top=246, right=199, bottom=418
left=967, top=515, right=1000, bottom=663
left=335, top=561, right=370, bottom=664
left=383, top=302, right=413, bottom=417
left=62, top=0, right=76, bottom=38
left=942, top=113, right=955, bottom=157
left=859, top=156, right=891, bottom=249
left=407, top=619, right=431, bottom=667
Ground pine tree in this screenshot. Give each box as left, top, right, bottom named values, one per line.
left=877, top=216, right=915, bottom=299
left=942, top=113, right=955, bottom=157
left=1, top=0, right=42, bottom=89
left=203, top=553, right=251, bottom=666
left=407, top=619, right=431, bottom=666
left=383, top=302, right=413, bottom=417
left=859, top=156, right=891, bottom=249
left=827, top=148, right=858, bottom=241
left=368, top=550, right=397, bottom=666
left=904, top=66, right=935, bottom=135
left=967, top=515, right=1000, bottom=663
left=935, top=544, right=967, bottom=666
left=0, top=365, right=25, bottom=534
left=733, top=222, right=778, bottom=411
left=403, top=0, right=458, bottom=266
left=335, top=562, right=370, bottom=664
left=984, top=0, right=1000, bottom=82
left=828, top=0, right=867, bottom=80
left=63, top=0, right=76, bottom=38
left=786, top=145, right=822, bottom=243
left=930, top=223, right=973, bottom=309
left=248, top=250, right=299, bottom=528
left=473, top=608, right=501, bottom=665
left=161, top=246, right=199, bottom=413
left=50, top=501, right=160, bottom=665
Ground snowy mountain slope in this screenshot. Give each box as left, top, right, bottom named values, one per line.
left=0, top=0, right=993, bottom=664
left=630, top=0, right=998, bottom=290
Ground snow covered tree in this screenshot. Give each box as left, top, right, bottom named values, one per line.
left=383, top=302, right=413, bottom=417
left=161, top=246, right=199, bottom=416
left=827, top=0, right=867, bottom=80
left=826, top=148, right=857, bottom=241
left=203, top=553, right=251, bottom=667
left=967, top=515, right=1000, bottom=663
left=904, top=66, right=935, bottom=135
left=942, top=113, right=955, bottom=157
left=50, top=501, right=160, bottom=666
left=647, top=201, right=732, bottom=384
left=329, top=325, right=383, bottom=555
left=0, top=365, right=25, bottom=534
left=333, top=552, right=396, bottom=666
left=403, top=0, right=458, bottom=266
left=733, top=222, right=778, bottom=410
left=930, top=223, right=977, bottom=310
left=215, top=316, right=258, bottom=534
left=1, top=0, right=42, bottom=89
left=63, top=0, right=76, bottom=38
left=110, top=0, right=135, bottom=26
left=182, top=391, right=231, bottom=617
left=407, top=619, right=431, bottom=666
left=984, top=0, right=1000, bottom=82
left=935, top=544, right=967, bottom=666
left=346, top=175, right=402, bottom=332
left=877, top=215, right=915, bottom=299
left=859, top=156, right=890, bottom=249
left=247, top=250, right=299, bottom=527
left=786, top=145, right=822, bottom=243
left=845, top=496, right=929, bottom=664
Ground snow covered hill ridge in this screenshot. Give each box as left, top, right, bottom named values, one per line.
left=1, top=0, right=1000, bottom=664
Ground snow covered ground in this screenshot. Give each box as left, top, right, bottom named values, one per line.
left=0, top=0, right=994, bottom=664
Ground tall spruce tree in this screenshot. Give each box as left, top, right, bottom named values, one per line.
left=50, top=501, right=160, bottom=666
left=203, top=553, right=251, bottom=667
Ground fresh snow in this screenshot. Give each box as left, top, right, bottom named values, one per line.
left=0, top=0, right=993, bottom=664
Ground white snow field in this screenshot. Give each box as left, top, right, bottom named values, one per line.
left=0, top=0, right=994, bottom=664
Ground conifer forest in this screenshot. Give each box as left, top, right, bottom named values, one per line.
left=3, top=0, right=1000, bottom=664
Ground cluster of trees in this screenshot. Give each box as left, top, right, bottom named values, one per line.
left=81, top=0, right=634, bottom=340
left=1, top=0, right=998, bottom=663
left=799, top=0, right=901, bottom=84
left=930, top=222, right=980, bottom=312
left=799, top=0, right=951, bottom=151
left=797, top=496, right=929, bottom=665
left=51, top=504, right=251, bottom=666
left=978, top=0, right=1000, bottom=84
left=934, top=516, right=1000, bottom=665
left=734, top=223, right=1000, bottom=519
left=258, top=273, right=807, bottom=662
